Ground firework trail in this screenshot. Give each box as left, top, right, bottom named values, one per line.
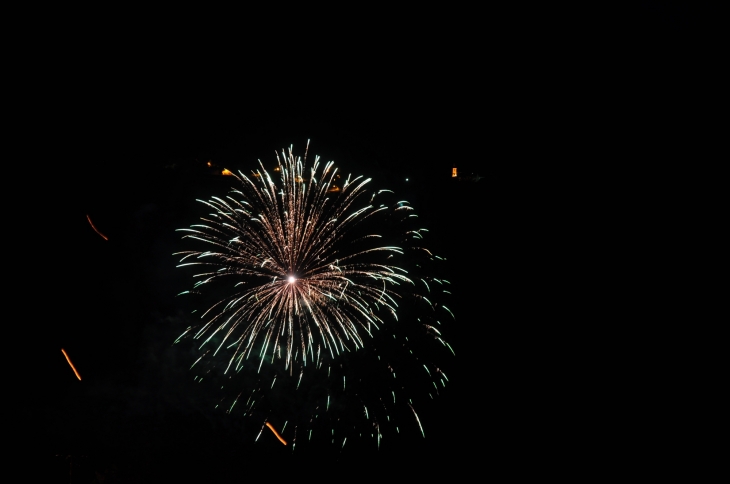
left=61, top=348, right=82, bottom=380
left=86, top=215, right=108, bottom=241
left=175, top=141, right=454, bottom=449
left=265, top=422, right=287, bottom=445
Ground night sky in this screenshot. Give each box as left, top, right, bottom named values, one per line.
left=24, top=4, right=696, bottom=481
left=29, top=55, right=488, bottom=482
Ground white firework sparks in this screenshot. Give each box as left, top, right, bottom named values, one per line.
left=175, top=141, right=418, bottom=373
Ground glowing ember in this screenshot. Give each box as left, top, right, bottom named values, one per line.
left=86, top=215, right=108, bottom=241
left=61, top=348, right=82, bottom=380
left=265, top=422, right=287, bottom=445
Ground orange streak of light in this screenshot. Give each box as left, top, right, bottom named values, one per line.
left=265, top=422, right=287, bottom=446
left=86, top=215, right=109, bottom=241
left=61, top=348, right=82, bottom=380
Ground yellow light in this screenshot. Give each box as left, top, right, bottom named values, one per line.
left=452, top=167, right=457, bottom=177
left=86, top=215, right=108, bottom=241
left=265, top=422, right=287, bottom=445
left=61, top=348, right=82, bottom=380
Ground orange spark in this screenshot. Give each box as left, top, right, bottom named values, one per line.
left=86, top=215, right=108, bottom=241
left=221, top=168, right=233, bottom=176
left=61, top=348, right=82, bottom=380
left=265, top=422, right=287, bottom=445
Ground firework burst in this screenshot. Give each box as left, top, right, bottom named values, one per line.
left=175, top=141, right=454, bottom=449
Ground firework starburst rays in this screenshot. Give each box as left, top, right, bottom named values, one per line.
left=175, top=143, right=415, bottom=374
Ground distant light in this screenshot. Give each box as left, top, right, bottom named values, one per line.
left=61, top=348, right=82, bottom=380
left=288, top=276, right=296, bottom=284
left=86, top=214, right=108, bottom=241
left=452, top=167, right=457, bottom=177
left=405, top=178, right=409, bottom=182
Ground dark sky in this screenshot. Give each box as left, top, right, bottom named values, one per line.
left=25, top=4, right=699, bottom=480
left=30, top=46, right=489, bottom=481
